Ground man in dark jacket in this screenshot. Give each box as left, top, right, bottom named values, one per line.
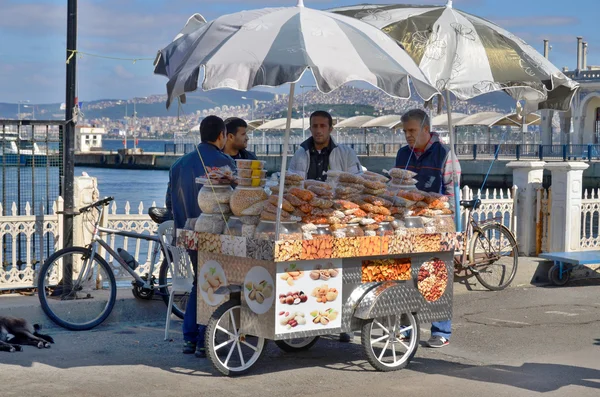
left=166, top=115, right=235, bottom=358
left=288, top=110, right=362, bottom=180
left=223, top=117, right=258, bottom=160
left=395, top=109, right=461, bottom=349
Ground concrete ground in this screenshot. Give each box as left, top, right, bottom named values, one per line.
left=1, top=278, right=599, bottom=397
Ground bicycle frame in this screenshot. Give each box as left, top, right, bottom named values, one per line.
left=77, top=204, right=168, bottom=290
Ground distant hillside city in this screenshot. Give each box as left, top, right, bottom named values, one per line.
left=0, top=86, right=516, bottom=139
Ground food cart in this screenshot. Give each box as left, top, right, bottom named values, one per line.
left=177, top=226, right=460, bottom=376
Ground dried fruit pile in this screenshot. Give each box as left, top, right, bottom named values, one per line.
left=418, top=258, right=448, bottom=302
left=362, top=258, right=412, bottom=282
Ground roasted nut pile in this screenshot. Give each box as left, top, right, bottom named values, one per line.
left=414, top=233, right=442, bottom=252
left=198, top=186, right=233, bottom=214
left=197, top=233, right=222, bottom=253
left=302, top=237, right=334, bottom=260
left=246, top=280, right=273, bottom=303
left=279, top=311, right=306, bottom=329
left=220, top=235, right=247, bottom=257
left=332, top=237, right=361, bottom=258
left=247, top=238, right=275, bottom=261
left=361, top=258, right=412, bottom=282
left=358, top=236, right=381, bottom=256
left=389, top=235, right=413, bottom=254
left=279, top=264, right=304, bottom=286
left=309, top=264, right=339, bottom=281
left=278, top=290, right=308, bottom=305
left=275, top=240, right=302, bottom=261
left=418, top=258, right=448, bottom=302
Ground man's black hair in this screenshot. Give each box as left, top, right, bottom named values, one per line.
left=310, top=110, right=333, bottom=128
left=200, top=115, right=226, bottom=143
left=224, top=117, right=248, bottom=135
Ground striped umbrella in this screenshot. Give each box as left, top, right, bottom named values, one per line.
left=329, top=1, right=578, bottom=112
left=153, top=1, right=438, bottom=109
left=154, top=0, right=438, bottom=238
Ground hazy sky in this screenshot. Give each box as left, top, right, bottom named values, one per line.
left=1, top=0, right=597, bottom=104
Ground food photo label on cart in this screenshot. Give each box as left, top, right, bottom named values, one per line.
left=275, top=259, right=342, bottom=334
left=243, top=266, right=275, bottom=314
left=199, top=260, right=228, bottom=306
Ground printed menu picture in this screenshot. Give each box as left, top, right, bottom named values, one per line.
left=275, top=259, right=342, bottom=334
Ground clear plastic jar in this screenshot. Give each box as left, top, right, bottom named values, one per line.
left=254, top=221, right=302, bottom=241
left=377, top=222, right=394, bottom=237
left=434, top=215, right=455, bottom=233
left=405, top=216, right=425, bottom=235
left=346, top=224, right=365, bottom=237
left=225, top=216, right=243, bottom=236
left=194, top=213, right=226, bottom=234
left=197, top=185, right=233, bottom=214
left=312, top=225, right=332, bottom=239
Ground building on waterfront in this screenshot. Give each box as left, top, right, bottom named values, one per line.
left=76, top=126, right=106, bottom=152
left=541, top=37, right=600, bottom=145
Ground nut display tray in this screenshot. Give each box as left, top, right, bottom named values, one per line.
left=177, top=229, right=463, bottom=262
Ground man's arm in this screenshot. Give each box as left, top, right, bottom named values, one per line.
left=344, top=146, right=363, bottom=174
left=442, top=149, right=461, bottom=197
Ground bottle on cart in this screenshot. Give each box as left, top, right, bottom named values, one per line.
left=117, top=248, right=139, bottom=270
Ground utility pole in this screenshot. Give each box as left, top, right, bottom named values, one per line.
left=63, top=0, right=77, bottom=291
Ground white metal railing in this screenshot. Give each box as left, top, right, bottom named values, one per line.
left=580, top=189, right=600, bottom=250
left=460, top=185, right=518, bottom=240
left=0, top=198, right=63, bottom=291
left=0, top=197, right=161, bottom=291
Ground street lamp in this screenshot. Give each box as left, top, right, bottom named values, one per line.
left=17, top=100, right=30, bottom=120
left=301, top=85, right=317, bottom=141
left=132, top=97, right=147, bottom=151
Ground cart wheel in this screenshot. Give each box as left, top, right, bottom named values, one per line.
left=548, top=265, right=570, bottom=286
left=275, top=336, right=320, bottom=353
left=205, top=300, right=267, bottom=376
left=361, top=313, right=419, bottom=372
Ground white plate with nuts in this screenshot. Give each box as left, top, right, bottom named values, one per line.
left=243, top=266, right=275, bottom=314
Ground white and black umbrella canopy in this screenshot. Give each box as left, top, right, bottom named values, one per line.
left=154, top=4, right=438, bottom=108
left=330, top=3, right=579, bottom=111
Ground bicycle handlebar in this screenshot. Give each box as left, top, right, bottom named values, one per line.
left=79, top=196, right=114, bottom=213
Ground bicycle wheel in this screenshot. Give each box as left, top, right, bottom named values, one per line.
left=158, top=258, right=188, bottom=319
left=37, top=246, right=117, bottom=330
left=469, top=223, right=519, bottom=291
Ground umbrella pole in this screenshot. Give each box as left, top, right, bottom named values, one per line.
left=445, top=90, right=462, bottom=232
left=275, top=83, right=296, bottom=240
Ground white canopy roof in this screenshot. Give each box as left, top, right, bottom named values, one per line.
left=334, top=115, right=375, bottom=129
left=431, top=113, right=468, bottom=128
left=456, top=112, right=541, bottom=127
left=361, top=114, right=403, bottom=129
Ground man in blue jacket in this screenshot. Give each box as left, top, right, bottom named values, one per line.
left=166, top=115, right=235, bottom=357
left=395, top=109, right=461, bottom=348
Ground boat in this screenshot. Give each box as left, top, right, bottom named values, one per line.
left=0, top=131, right=59, bottom=166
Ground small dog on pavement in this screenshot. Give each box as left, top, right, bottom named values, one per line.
left=0, top=316, right=54, bottom=352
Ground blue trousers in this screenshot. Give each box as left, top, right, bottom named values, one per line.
left=183, top=252, right=206, bottom=346
left=431, top=320, right=452, bottom=340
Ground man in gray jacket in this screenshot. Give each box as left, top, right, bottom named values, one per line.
left=288, top=110, right=362, bottom=180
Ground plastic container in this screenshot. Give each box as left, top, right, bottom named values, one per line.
left=237, top=169, right=267, bottom=179
left=236, top=159, right=266, bottom=170
left=194, top=213, right=226, bottom=234
left=254, top=220, right=302, bottom=241
left=236, top=178, right=267, bottom=187
left=225, top=216, right=243, bottom=237
left=312, top=225, right=332, bottom=239
left=197, top=185, right=233, bottom=214
left=434, top=215, right=456, bottom=233
left=346, top=224, right=365, bottom=237
left=377, top=222, right=394, bottom=237
left=230, top=187, right=268, bottom=216
left=405, top=216, right=425, bottom=229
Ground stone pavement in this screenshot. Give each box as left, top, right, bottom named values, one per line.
left=1, top=279, right=599, bottom=397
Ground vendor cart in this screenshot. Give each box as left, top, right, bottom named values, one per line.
left=177, top=230, right=461, bottom=376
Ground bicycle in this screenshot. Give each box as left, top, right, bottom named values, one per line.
left=37, top=197, right=189, bottom=330
left=454, top=198, right=519, bottom=291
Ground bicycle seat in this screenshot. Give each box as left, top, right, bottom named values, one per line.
left=460, top=199, right=481, bottom=210
left=148, top=207, right=172, bottom=224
